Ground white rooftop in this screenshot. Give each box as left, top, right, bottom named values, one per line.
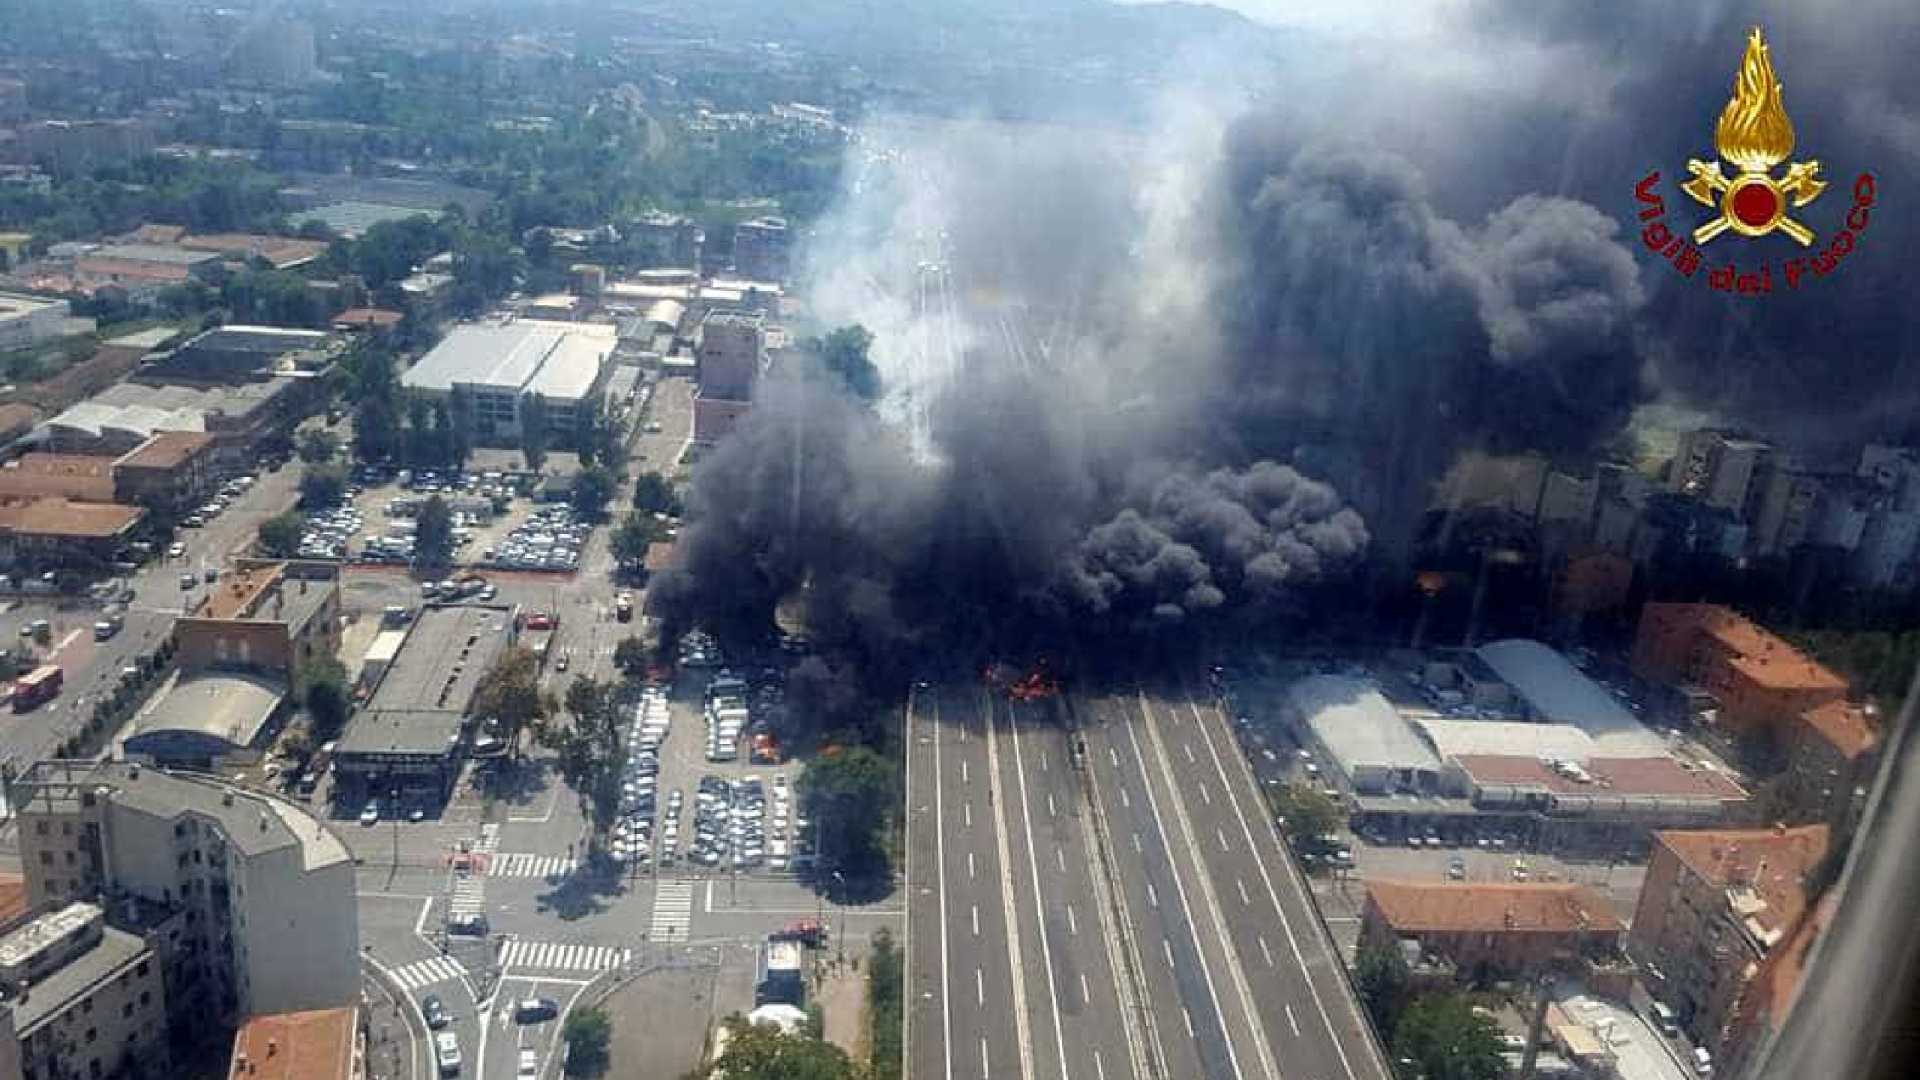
left=1291, top=675, right=1440, bottom=775
left=1475, top=640, right=1669, bottom=755
left=526, top=331, right=610, bottom=401
left=1415, top=718, right=1598, bottom=763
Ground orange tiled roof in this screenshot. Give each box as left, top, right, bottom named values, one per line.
left=200, top=561, right=287, bottom=620
left=1366, top=880, right=1625, bottom=934
left=0, top=453, right=118, bottom=502
left=1652, top=603, right=1847, bottom=692
left=115, top=431, right=214, bottom=471
left=1799, top=700, right=1879, bottom=760
left=1655, top=825, right=1829, bottom=939
left=229, top=1007, right=359, bottom=1080
left=0, top=497, right=144, bottom=538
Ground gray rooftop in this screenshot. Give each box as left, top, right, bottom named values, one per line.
left=4, top=921, right=149, bottom=1036
left=403, top=322, right=566, bottom=395
left=333, top=708, right=464, bottom=759
left=1474, top=640, right=1669, bottom=755
left=87, top=243, right=222, bottom=267
left=1291, top=675, right=1441, bottom=775
left=338, top=606, right=509, bottom=758
left=122, top=670, right=286, bottom=758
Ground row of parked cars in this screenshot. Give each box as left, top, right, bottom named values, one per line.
left=482, top=504, right=588, bottom=572
left=611, top=686, right=669, bottom=867
left=689, top=774, right=801, bottom=870
left=180, top=474, right=255, bottom=529
left=300, top=499, right=365, bottom=561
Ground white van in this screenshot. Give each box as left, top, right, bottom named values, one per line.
left=435, top=1031, right=462, bottom=1076
left=1692, top=1047, right=1713, bottom=1075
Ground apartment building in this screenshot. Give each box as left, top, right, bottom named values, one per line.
left=11, top=761, right=360, bottom=1024
left=0, top=902, right=170, bottom=1080
left=1630, top=603, right=1848, bottom=738
left=1627, top=824, right=1829, bottom=1058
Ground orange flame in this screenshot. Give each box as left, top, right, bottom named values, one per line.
left=1715, top=27, right=1795, bottom=172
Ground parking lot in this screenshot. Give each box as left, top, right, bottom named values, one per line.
left=293, top=463, right=595, bottom=574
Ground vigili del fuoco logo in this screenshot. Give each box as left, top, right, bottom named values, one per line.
left=1632, top=27, right=1876, bottom=296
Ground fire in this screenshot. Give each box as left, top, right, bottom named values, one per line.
left=986, top=660, right=1061, bottom=701
left=1715, top=27, right=1795, bottom=173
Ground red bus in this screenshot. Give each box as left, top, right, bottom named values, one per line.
left=14, top=665, right=62, bottom=712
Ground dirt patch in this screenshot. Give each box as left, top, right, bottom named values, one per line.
left=816, top=942, right=870, bottom=1063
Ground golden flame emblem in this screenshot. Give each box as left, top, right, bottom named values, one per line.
left=1681, top=28, right=1826, bottom=246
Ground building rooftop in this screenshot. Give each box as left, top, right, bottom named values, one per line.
left=45, top=378, right=287, bottom=441
left=178, top=233, right=327, bottom=270
left=1, top=917, right=148, bottom=1036
left=114, top=430, right=214, bottom=471
left=1454, top=754, right=1747, bottom=802
left=1646, top=604, right=1848, bottom=692
left=525, top=331, right=609, bottom=401
left=1798, top=700, right=1879, bottom=760
left=123, top=669, right=286, bottom=759
left=333, top=307, right=403, bottom=330
left=85, top=243, right=222, bottom=267
left=1291, top=675, right=1440, bottom=775
left=333, top=708, right=464, bottom=759
left=403, top=322, right=566, bottom=394
left=53, top=761, right=352, bottom=869
left=1367, top=880, right=1624, bottom=934
left=1475, top=639, right=1670, bottom=755
left=1551, top=993, right=1691, bottom=1080
left=367, top=605, right=508, bottom=713
left=0, top=497, right=143, bottom=539
left=1414, top=718, right=1598, bottom=764
left=1655, top=824, right=1829, bottom=943
left=0, top=452, right=118, bottom=502
left=230, top=1007, right=360, bottom=1080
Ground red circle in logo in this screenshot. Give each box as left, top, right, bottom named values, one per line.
left=1731, top=183, right=1781, bottom=229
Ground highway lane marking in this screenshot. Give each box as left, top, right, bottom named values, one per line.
left=1147, top=882, right=1158, bottom=908
left=966, top=803, right=972, bottom=829
left=973, top=905, right=980, bottom=937
left=983, top=690, right=1039, bottom=1080
left=1199, top=782, right=1212, bottom=806
left=1238, top=879, right=1251, bottom=906
left=962, top=761, right=969, bottom=784
left=1056, top=847, right=1067, bottom=873
left=1109, top=746, right=1120, bottom=768
left=982, top=1037, right=991, bottom=1079
left=1184, top=694, right=1374, bottom=1080
left=1132, top=691, right=1266, bottom=1080
left=1041, top=751, right=1049, bottom=772
left=1008, top=698, right=1073, bottom=1080
left=1258, top=935, right=1274, bottom=967
left=969, top=852, right=976, bottom=879
left=932, top=692, right=955, bottom=1080
left=1132, top=832, right=1142, bottom=853
left=1163, top=939, right=1175, bottom=967
left=1081, top=972, right=1091, bottom=1005
left=1067, top=905, right=1078, bottom=935
left=1094, top=1050, right=1106, bottom=1080
left=977, top=966, right=985, bottom=1007
left=1184, top=743, right=1196, bottom=764
left=1285, top=1004, right=1301, bottom=1038
left=1183, top=1007, right=1195, bottom=1038
left=1119, top=787, right=1131, bottom=808
left=1218, top=827, right=1231, bottom=852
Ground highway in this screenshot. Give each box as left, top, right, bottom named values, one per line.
left=908, top=678, right=1390, bottom=1080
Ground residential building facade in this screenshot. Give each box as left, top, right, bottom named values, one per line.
left=1360, top=881, right=1625, bottom=979
left=0, top=902, right=170, bottom=1080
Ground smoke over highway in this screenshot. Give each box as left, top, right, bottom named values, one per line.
left=653, top=0, right=1917, bottom=674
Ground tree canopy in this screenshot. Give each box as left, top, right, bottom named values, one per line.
left=799, top=745, right=896, bottom=883
left=700, top=1017, right=864, bottom=1080
left=471, top=646, right=546, bottom=756
left=573, top=464, right=617, bottom=521
left=561, top=1006, right=612, bottom=1078
left=415, top=495, right=455, bottom=568
left=297, top=658, right=351, bottom=743
left=299, top=464, right=348, bottom=509
left=1390, top=994, right=1506, bottom=1080
left=807, top=324, right=880, bottom=403
left=257, top=511, right=305, bottom=558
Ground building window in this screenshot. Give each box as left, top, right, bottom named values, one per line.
left=35, top=821, right=47, bottom=835
left=38, top=851, right=50, bottom=865
left=136, top=961, right=149, bottom=978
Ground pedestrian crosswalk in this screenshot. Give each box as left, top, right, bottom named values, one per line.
left=649, top=879, right=695, bottom=943
left=449, top=875, right=486, bottom=922
left=476, top=823, right=502, bottom=855
left=390, top=955, right=467, bottom=992
left=486, top=853, right=577, bottom=878
left=498, top=940, right=632, bottom=973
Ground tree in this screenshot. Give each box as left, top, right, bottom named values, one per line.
left=611, top=512, right=663, bottom=569
left=572, top=464, right=616, bottom=521
left=1355, top=944, right=1412, bottom=1040
left=613, top=637, right=649, bottom=679
left=297, top=429, right=340, bottom=464
left=471, top=647, right=546, bottom=756
left=300, top=464, right=348, bottom=509
left=561, top=1006, right=612, bottom=1078
left=1391, top=994, right=1505, bottom=1080
left=297, top=658, right=350, bottom=743
left=799, top=745, right=896, bottom=882
left=547, top=676, right=623, bottom=838
left=521, top=394, right=549, bottom=473
left=415, top=495, right=454, bottom=568
left=1271, top=784, right=1343, bottom=850
left=867, top=928, right=905, bottom=1080
left=349, top=350, right=403, bottom=463
left=808, top=324, right=880, bottom=403
left=633, top=470, right=679, bottom=515
left=257, top=511, right=305, bottom=558
left=703, top=1017, right=862, bottom=1080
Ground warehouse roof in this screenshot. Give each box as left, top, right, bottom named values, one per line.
left=1415, top=719, right=1597, bottom=764
left=122, top=670, right=286, bottom=760
left=0, top=497, right=143, bottom=538
left=525, top=331, right=610, bottom=401
left=403, top=322, right=562, bottom=394
left=1475, top=639, right=1668, bottom=755
left=1291, top=675, right=1439, bottom=775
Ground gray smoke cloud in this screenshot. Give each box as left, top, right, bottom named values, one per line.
left=655, top=0, right=1917, bottom=667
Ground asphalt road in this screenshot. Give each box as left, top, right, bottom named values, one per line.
left=907, top=683, right=1146, bottom=1080
left=911, top=679, right=1392, bottom=1080
left=1078, top=684, right=1390, bottom=1080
